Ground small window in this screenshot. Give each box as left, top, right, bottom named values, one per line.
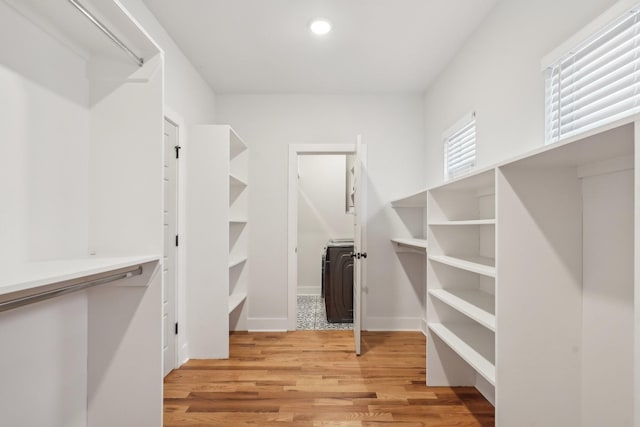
left=444, top=112, right=476, bottom=180
left=545, top=6, right=640, bottom=143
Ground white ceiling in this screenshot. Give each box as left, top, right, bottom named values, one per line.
left=141, top=0, right=498, bottom=94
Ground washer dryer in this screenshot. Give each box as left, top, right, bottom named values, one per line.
left=322, top=239, right=354, bottom=323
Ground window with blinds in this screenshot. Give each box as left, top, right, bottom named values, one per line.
left=546, top=6, right=640, bottom=144
left=444, top=112, right=476, bottom=180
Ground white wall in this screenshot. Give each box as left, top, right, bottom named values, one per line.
left=297, top=155, right=353, bottom=295
left=216, top=94, right=425, bottom=331
left=0, top=1, right=90, bottom=266
left=424, top=0, right=619, bottom=188
left=119, top=0, right=217, bottom=364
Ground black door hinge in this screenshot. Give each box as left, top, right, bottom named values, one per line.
left=175, top=235, right=179, bottom=247
left=175, top=145, right=181, bottom=159
left=175, top=322, right=178, bottom=335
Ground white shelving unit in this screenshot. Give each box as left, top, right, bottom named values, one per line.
left=0, top=1, right=164, bottom=425
left=426, top=169, right=496, bottom=403
left=390, top=189, right=428, bottom=332
left=188, top=125, right=249, bottom=359
left=426, top=116, right=638, bottom=427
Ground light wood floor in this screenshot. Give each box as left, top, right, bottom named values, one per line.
left=164, top=331, right=494, bottom=426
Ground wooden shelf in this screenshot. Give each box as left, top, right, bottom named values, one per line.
left=391, top=189, right=427, bottom=208
left=229, top=256, right=247, bottom=269
left=429, top=289, right=495, bottom=331
left=230, top=174, right=248, bottom=188
left=228, top=291, right=247, bottom=313
left=391, top=238, right=427, bottom=253
left=428, top=322, right=495, bottom=385
left=429, top=219, right=495, bottom=226
left=429, top=254, right=495, bottom=277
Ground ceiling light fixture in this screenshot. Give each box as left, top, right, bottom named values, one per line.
left=310, top=19, right=331, bottom=35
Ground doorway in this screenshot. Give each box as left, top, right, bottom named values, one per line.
left=163, top=117, right=179, bottom=376
left=287, top=141, right=367, bottom=354
left=296, top=154, right=355, bottom=330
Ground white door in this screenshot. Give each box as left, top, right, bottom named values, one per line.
left=163, top=118, right=179, bottom=376
left=352, top=136, right=365, bottom=355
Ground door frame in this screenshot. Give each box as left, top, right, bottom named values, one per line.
left=287, top=143, right=367, bottom=331
left=163, top=109, right=185, bottom=369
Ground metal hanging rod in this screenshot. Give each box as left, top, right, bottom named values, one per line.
left=0, top=265, right=143, bottom=313
left=67, top=0, right=144, bottom=67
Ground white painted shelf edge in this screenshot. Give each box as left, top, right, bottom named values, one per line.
left=229, top=219, right=248, bottom=224
left=390, top=189, right=427, bottom=208
left=230, top=173, right=248, bottom=188
left=429, top=219, right=496, bottom=226
left=229, top=256, right=248, bottom=269
left=228, top=290, right=247, bottom=313
left=429, top=289, right=495, bottom=331
left=0, top=255, right=161, bottom=296
left=428, top=322, right=496, bottom=386
left=391, top=238, right=427, bottom=252
left=428, top=254, right=496, bottom=277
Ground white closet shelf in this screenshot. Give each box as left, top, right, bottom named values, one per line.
left=0, top=255, right=160, bottom=299
left=429, top=322, right=496, bottom=386
left=429, top=219, right=496, bottom=226
left=429, top=254, right=496, bottom=277
left=390, top=189, right=427, bottom=208
left=391, top=238, right=427, bottom=253
left=229, top=174, right=248, bottom=188
left=229, top=129, right=248, bottom=159
left=229, top=219, right=248, bottom=225
left=228, top=291, right=247, bottom=313
left=229, top=256, right=248, bottom=269
left=429, top=289, right=495, bottom=331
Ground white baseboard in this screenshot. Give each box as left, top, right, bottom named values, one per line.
left=421, top=318, right=427, bottom=336
left=179, top=343, right=189, bottom=367
left=297, top=286, right=321, bottom=296
left=365, top=316, right=423, bottom=331
left=247, top=317, right=289, bottom=332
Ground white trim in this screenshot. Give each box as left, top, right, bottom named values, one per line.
left=541, top=0, right=640, bottom=69
left=297, top=285, right=321, bottom=296
left=163, top=106, right=187, bottom=367
left=287, top=143, right=367, bottom=332
left=247, top=317, right=289, bottom=332
left=366, top=316, right=423, bottom=332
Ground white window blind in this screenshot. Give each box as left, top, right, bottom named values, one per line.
left=546, top=6, right=640, bottom=144
left=444, top=113, right=476, bottom=180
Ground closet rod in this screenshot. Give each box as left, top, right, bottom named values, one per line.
left=67, top=0, right=144, bottom=67
left=0, top=265, right=143, bottom=313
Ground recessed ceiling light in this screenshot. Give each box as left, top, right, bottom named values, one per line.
left=310, top=19, right=331, bottom=36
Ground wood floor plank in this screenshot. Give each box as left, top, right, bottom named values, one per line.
left=163, top=331, right=494, bottom=426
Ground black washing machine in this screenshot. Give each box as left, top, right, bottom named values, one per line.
left=322, top=239, right=354, bottom=323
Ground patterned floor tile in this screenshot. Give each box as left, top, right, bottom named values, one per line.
left=297, top=295, right=353, bottom=331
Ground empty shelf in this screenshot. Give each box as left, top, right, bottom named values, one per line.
left=228, top=291, right=247, bottom=313
left=229, top=174, right=248, bottom=188
left=391, top=238, right=427, bottom=253
left=429, top=219, right=496, bottom=226
left=229, top=128, right=248, bottom=159
left=390, top=189, right=427, bottom=208
left=229, top=219, right=248, bottom=225
left=428, top=322, right=495, bottom=385
left=429, top=289, right=495, bottom=331
left=229, top=256, right=248, bottom=269
left=429, top=254, right=495, bottom=277
left=0, top=256, right=160, bottom=311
